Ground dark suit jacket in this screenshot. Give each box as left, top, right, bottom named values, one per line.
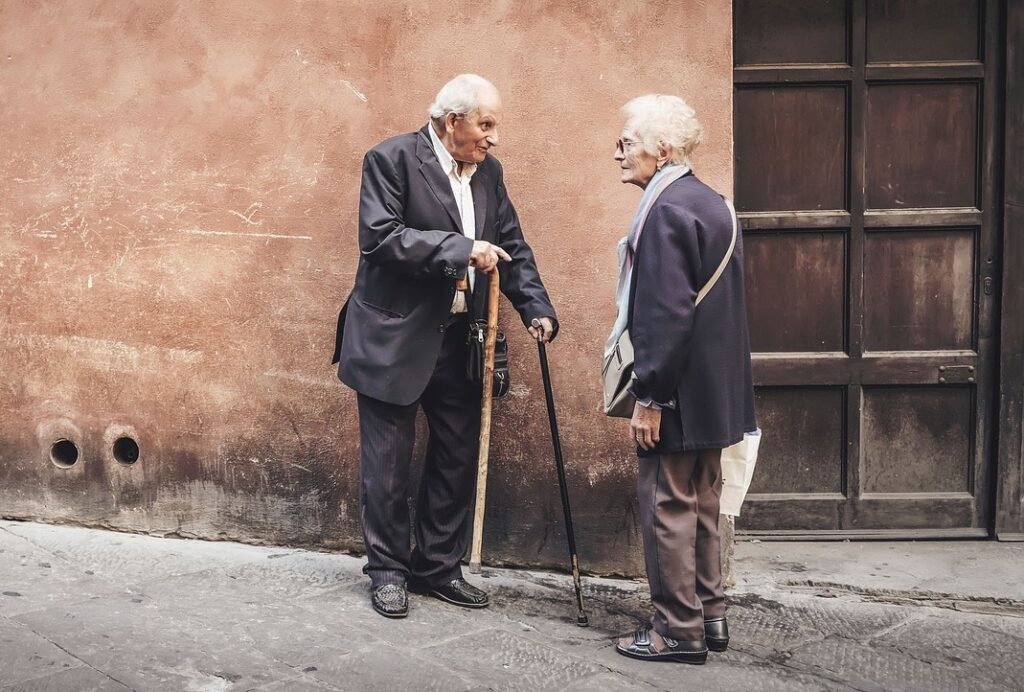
left=628, top=174, right=756, bottom=453
left=332, top=125, right=557, bottom=406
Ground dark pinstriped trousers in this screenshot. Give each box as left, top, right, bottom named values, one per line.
left=356, top=317, right=480, bottom=589
left=638, top=449, right=726, bottom=640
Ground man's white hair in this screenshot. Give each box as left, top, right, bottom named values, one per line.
left=621, top=94, right=703, bottom=167
left=428, top=74, right=499, bottom=121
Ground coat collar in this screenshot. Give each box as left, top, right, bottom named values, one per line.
left=416, top=125, right=463, bottom=232
left=470, top=169, right=487, bottom=240
left=416, top=124, right=488, bottom=239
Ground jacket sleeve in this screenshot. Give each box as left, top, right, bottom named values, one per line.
left=358, top=148, right=474, bottom=278
left=492, top=162, right=559, bottom=335
left=629, top=201, right=701, bottom=405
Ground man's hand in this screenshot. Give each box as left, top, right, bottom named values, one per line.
left=469, top=240, right=512, bottom=273
left=529, top=317, right=555, bottom=343
left=630, top=402, right=662, bottom=451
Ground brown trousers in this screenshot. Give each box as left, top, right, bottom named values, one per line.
left=637, top=449, right=726, bottom=640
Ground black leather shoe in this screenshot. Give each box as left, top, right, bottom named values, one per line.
left=615, top=626, right=708, bottom=664
left=704, top=617, right=729, bottom=651
left=371, top=584, right=408, bottom=618
left=410, top=577, right=489, bottom=608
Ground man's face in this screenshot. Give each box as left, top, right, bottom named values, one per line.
left=446, top=94, right=502, bottom=164
left=615, top=123, right=659, bottom=188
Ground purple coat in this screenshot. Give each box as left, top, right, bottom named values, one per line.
left=628, top=173, right=756, bottom=454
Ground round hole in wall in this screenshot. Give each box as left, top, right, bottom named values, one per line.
left=112, top=437, right=140, bottom=465
left=50, top=439, right=80, bottom=469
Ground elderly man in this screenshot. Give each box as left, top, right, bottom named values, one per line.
left=331, top=74, right=558, bottom=618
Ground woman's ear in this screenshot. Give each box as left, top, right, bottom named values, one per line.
left=656, top=144, right=672, bottom=169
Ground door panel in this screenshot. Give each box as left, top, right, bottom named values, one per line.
left=735, top=86, right=849, bottom=212
left=735, top=0, right=849, bottom=66
left=860, top=386, right=974, bottom=493
left=865, top=0, right=980, bottom=63
left=734, top=0, right=998, bottom=536
left=865, top=83, right=979, bottom=209
left=862, top=230, right=976, bottom=351
left=748, top=387, right=847, bottom=495
left=745, top=232, right=847, bottom=352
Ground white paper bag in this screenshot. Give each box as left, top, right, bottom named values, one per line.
left=719, top=428, right=761, bottom=517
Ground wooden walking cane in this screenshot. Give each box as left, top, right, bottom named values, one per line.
left=469, top=266, right=500, bottom=574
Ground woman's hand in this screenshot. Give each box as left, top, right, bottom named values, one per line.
left=630, top=402, right=662, bottom=451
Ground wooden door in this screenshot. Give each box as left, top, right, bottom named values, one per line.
left=733, top=0, right=1001, bottom=536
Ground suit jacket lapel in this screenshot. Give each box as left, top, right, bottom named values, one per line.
left=470, top=172, right=487, bottom=240
left=415, top=127, right=463, bottom=233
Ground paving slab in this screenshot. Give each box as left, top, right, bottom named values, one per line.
left=421, top=627, right=604, bottom=691
left=11, top=593, right=297, bottom=691
left=301, top=641, right=476, bottom=691
left=0, top=527, right=131, bottom=619
left=2, top=522, right=270, bottom=585
left=0, top=617, right=87, bottom=687
left=736, top=540, right=1024, bottom=605
left=787, top=638, right=982, bottom=692
left=0, top=665, right=130, bottom=692
left=877, top=616, right=1024, bottom=691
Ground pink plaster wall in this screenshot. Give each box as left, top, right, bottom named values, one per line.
left=0, top=0, right=732, bottom=575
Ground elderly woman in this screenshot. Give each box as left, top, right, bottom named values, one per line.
left=607, top=95, right=756, bottom=664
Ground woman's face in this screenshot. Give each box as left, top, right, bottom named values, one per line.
left=615, top=126, right=659, bottom=189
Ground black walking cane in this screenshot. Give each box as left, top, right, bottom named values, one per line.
left=532, top=318, right=588, bottom=627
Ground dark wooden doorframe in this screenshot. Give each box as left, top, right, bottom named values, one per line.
left=733, top=0, right=1003, bottom=538
left=995, top=0, right=1024, bottom=540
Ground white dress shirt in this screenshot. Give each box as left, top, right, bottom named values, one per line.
left=428, top=123, right=477, bottom=313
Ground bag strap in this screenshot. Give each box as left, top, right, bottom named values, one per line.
left=695, top=198, right=738, bottom=307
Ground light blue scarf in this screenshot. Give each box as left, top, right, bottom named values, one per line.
left=605, top=164, right=690, bottom=357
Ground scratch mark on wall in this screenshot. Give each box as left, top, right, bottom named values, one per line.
left=16, top=334, right=203, bottom=375
left=261, top=370, right=334, bottom=388
left=180, top=229, right=313, bottom=241
left=227, top=202, right=262, bottom=226
left=340, top=79, right=368, bottom=103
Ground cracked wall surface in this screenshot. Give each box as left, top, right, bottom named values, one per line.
left=0, top=1, right=733, bottom=576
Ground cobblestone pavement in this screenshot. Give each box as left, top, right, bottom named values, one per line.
left=1, top=521, right=1022, bottom=691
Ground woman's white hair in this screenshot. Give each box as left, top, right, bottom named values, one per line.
left=621, top=94, right=703, bottom=167
left=428, top=74, right=499, bottom=121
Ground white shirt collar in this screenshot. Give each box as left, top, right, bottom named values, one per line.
left=427, top=122, right=476, bottom=180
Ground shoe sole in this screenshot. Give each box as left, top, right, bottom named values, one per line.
left=610, top=646, right=708, bottom=663
left=372, top=605, right=408, bottom=619
left=707, top=638, right=729, bottom=652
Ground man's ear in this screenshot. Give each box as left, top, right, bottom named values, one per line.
left=445, top=112, right=459, bottom=134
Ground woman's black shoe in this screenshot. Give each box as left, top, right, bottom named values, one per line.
left=704, top=616, right=729, bottom=651
left=371, top=584, right=408, bottom=618
left=615, top=626, right=708, bottom=664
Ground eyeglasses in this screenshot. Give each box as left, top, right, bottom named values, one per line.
left=615, top=138, right=642, bottom=153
